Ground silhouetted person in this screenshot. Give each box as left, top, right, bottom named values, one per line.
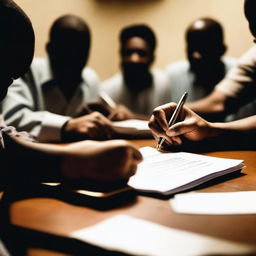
left=148, top=0, right=256, bottom=151
left=166, top=17, right=236, bottom=103
left=0, top=0, right=142, bottom=214
left=183, top=8, right=256, bottom=121
left=2, top=14, right=114, bottom=142
left=101, top=24, right=170, bottom=118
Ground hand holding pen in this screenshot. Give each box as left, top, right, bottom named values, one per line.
left=156, top=92, right=188, bottom=149
left=149, top=92, right=220, bottom=149
left=148, top=92, right=188, bottom=150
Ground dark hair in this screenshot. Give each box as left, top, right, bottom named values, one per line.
left=244, top=0, right=256, bottom=37
left=186, top=17, right=224, bottom=45
left=49, top=14, right=91, bottom=50
left=0, top=0, right=35, bottom=76
left=120, top=24, right=157, bottom=51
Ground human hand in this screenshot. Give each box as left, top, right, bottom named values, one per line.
left=148, top=103, right=217, bottom=146
left=75, top=102, right=112, bottom=117
left=108, top=104, right=136, bottom=121
left=61, top=140, right=143, bottom=182
left=62, top=112, right=114, bottom=141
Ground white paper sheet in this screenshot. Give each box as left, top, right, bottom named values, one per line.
left=71, top=215, right=256, bottom=256
left=128, top=147, right=244, bottom=195
left=170, top=191, right=256, bottom=215
left=112, top=120, right=152, bottom=137
left=113, top=119, right=150, bottom=130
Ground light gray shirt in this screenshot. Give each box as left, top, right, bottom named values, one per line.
left=165, top=57, right=236, bottom=103
left=2, top=58, right=101, bottom=142
left=0, top=114, right=33, bottom=149
left=101, top=69, right=171, bottom=116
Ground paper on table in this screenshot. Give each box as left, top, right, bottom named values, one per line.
left=128, top=147, right=244, bottom=195
left=71, top=215, right=256, bottom=256
left=170, top=191, right=256, bottom=215
left=112, top=119, right=152, bottom=137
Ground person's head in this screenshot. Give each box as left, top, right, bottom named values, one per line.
left=0, top=0, right=35, bottom=101
left=186, top=17, right=226, bottom=72
left=244, top=0, right=256, bottom=39
left=119, top=24, right=156, bottom=85
left=47, top=14, right=91, bottom=79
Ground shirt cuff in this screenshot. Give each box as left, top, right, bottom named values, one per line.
left=37, top=113, right=71, bottom=142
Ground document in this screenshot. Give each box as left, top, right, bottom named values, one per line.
left=170, top=191, right=256, bottom=215
left=128, top=147, right=244, bottom=196
left=112, top=119, right=152, bottom=138
left=71, top=215, right=256, bottom=256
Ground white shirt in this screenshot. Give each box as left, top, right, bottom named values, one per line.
left=101, top=69, right=171, bottom=116
left=165, top=57, right=236, bottom=103
left=2, top=58, right=101, bottom=142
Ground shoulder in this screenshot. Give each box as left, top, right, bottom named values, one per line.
left=31, top=57, right=48, bottom=70
left=165, top=60, right=189, bottom=75
left=82, top=67, right=100, bottom=85
left=151, top=68, right=170, bottom=89
left=29, top=57, right=51, bottom=82
left=101, top=73, right=122, bottom=88
left=237, top=45, right=256, bottom=66
left=222, top=56, right=237, bottom=69
left=82, top=67, right=99, bottom=80
left=165, top=60, right=189, bottom=71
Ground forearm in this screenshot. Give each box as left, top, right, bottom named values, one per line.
left=5, top=108, right=69, bottom=142
left=211, top=115, right=256, bottom=133
left=2, top=135, right=64, bottom=187
left=187, top=90, right=227, bottom=115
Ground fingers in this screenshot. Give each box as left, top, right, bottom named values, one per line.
left=86, top=112, right=114, bottom=139
left=152, top=106, right=170, bottom=131
left=107, top=109, right=119, bottom=121
left=149, top=103, right=177, bottom=136
left=108, top=105, right=134, bottom=121
left=123, top=145, right=143, bottom=179
left=167, top=118, right=197, bottom=137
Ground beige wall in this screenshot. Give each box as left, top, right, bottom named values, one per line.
left=15, top=0, right=253, bottom=80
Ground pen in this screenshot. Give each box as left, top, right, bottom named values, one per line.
left=99, top=91, right=117, bottom=109
left=156, top=92, right=188, bottom=150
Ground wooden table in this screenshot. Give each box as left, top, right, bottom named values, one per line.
left=4, top=139, right=256, bottom=255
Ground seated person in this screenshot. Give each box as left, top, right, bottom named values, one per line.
left=0, top=0, right=143, bottom=198
left=186, top=3, right=256, bottom=122
left=0, top=0, right=142, bottom=254
left=101, top=24, right=170, bottom=119
left=148, top=0, right=256, bottom=152
left=166, top=17, right=236, bottom=103
left=2, top=14, right=114, bottom=142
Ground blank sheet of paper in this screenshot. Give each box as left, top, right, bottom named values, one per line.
left=170, top=191, right=256, bottom=215
left=113, top=119, right=150, bottom=130
left=128, top=147, right=244, bottom=194
left=71, top=215, right=256, bottom=256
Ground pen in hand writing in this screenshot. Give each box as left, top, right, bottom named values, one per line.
left=156, top=92, right=188, bottom=150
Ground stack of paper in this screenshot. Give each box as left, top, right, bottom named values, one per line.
left=128, top=147, right=244, bottom=196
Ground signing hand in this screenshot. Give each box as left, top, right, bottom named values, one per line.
left=148, top=103, right=217, bottom=146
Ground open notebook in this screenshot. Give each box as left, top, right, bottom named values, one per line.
left=128, top=147, right=245, bottom=196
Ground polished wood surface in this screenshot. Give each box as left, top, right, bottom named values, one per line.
left=7, top=139, right=256, bottom=254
